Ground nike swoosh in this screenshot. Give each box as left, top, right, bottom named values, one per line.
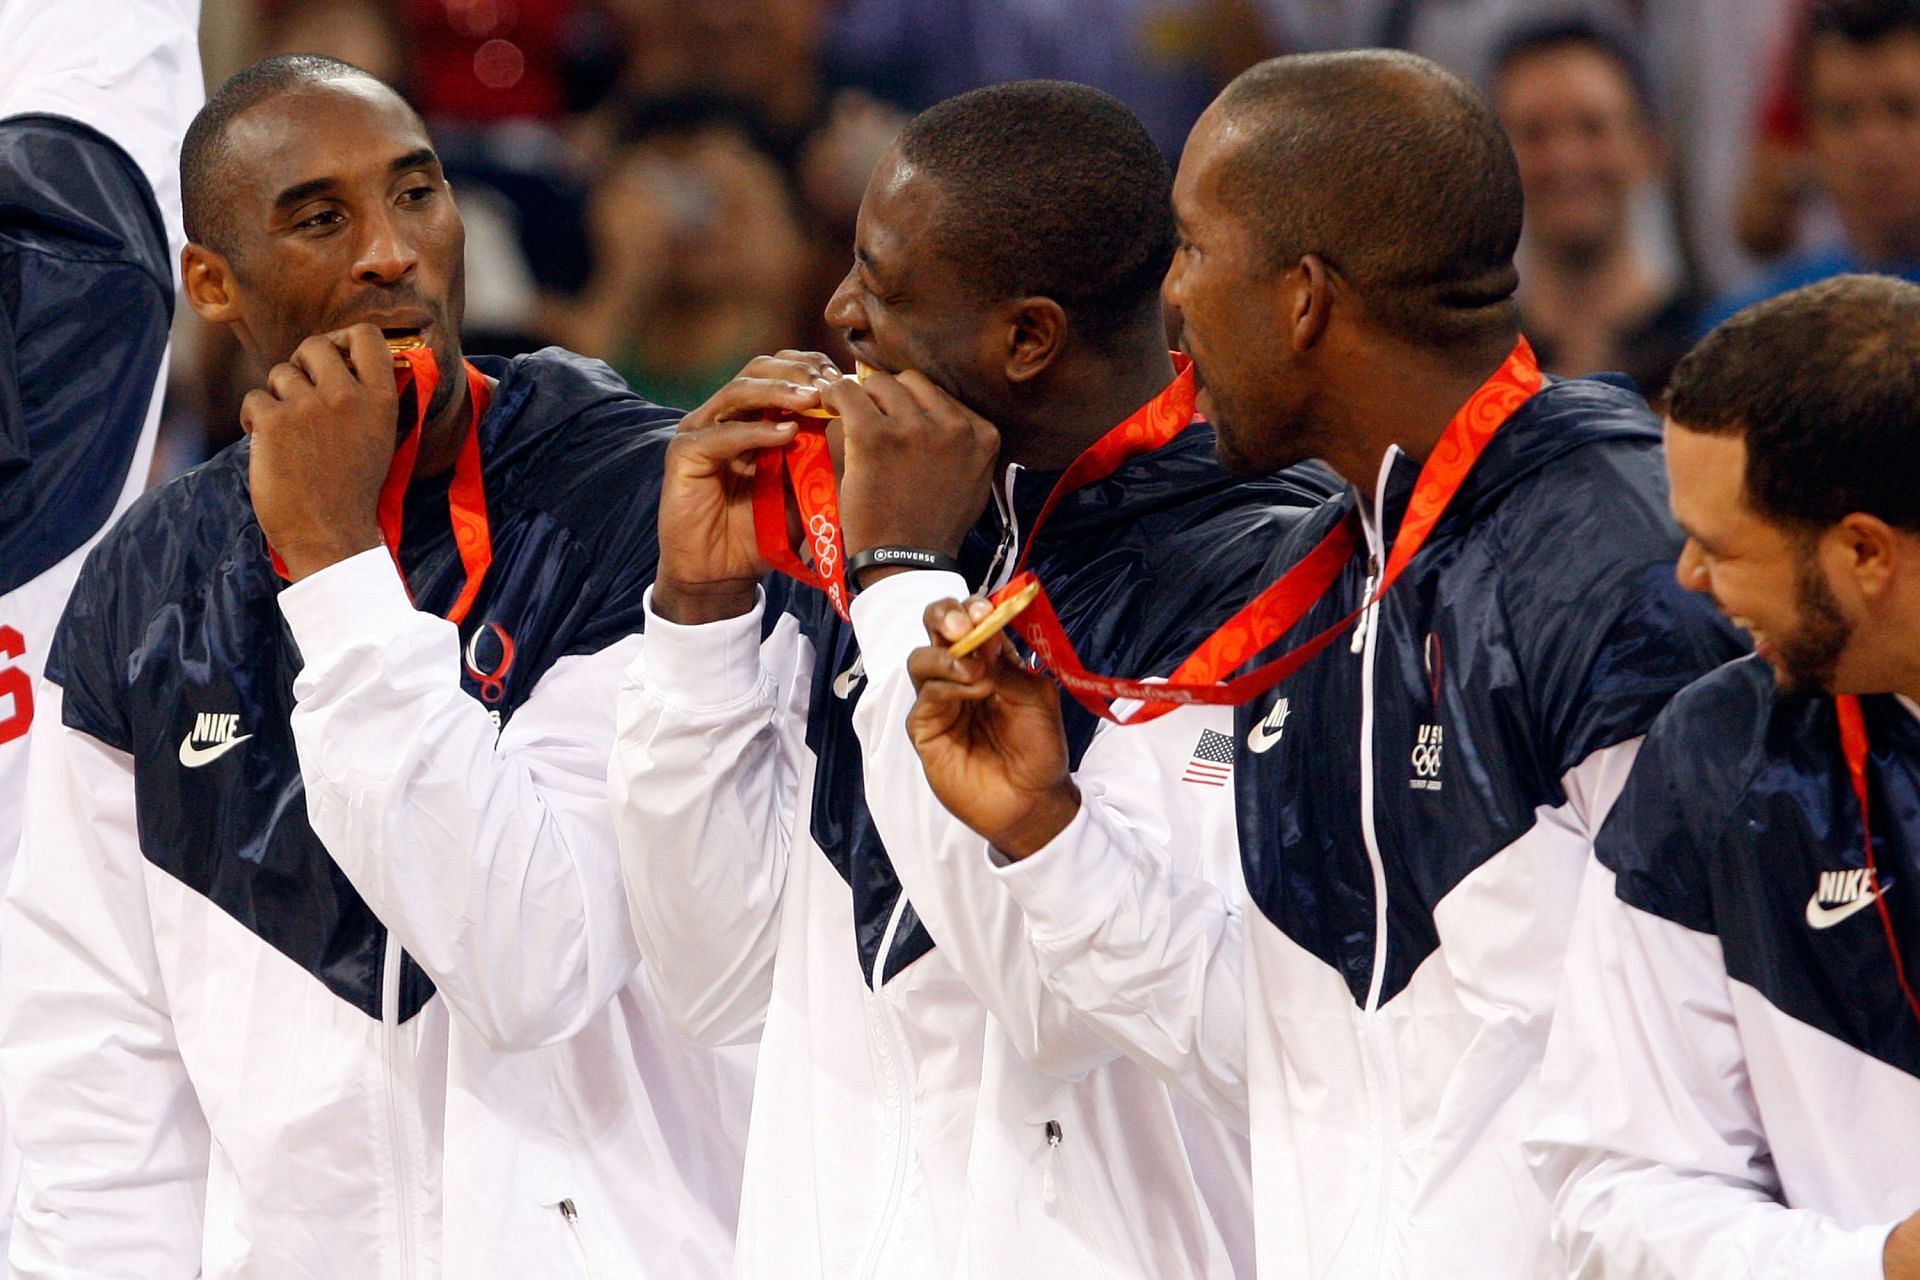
left=178, top=733, right=253, bottom=768
left=832, top=666, right=863, bottom=699
left=1246, top=719, right=1285, bottom=754
left=1805, top=890, right=1886, bottom=930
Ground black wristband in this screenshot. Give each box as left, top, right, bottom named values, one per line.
left=847, top=545, right=963, bottom=590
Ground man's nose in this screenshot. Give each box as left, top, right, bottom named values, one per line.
left=1674, top=539, right=1709, bottom=593
left=823, top=266, right=863, bottom=333
left=354, top=206, right=418, bottom=285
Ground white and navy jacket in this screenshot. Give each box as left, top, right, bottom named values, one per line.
left=0, top=349, right=751, bottom=1279
left=1528, top=658, right=1920, bottom=1279
left=0, top=0, right=202, bottom=1260
left=0, top=0, right=196, bottom=922
left=970, top=374, right=1743, bottom=1279
left=613, top=414, right=1337, bottom=1279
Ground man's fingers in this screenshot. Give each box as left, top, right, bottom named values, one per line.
left=264, top=361, right=313, bottom=401
left=691, top=376, right=825, bottom=427
left=290, top=333, right=357, bottom=394
left=839, top=366, right=924, bottom=426
left=672, top=416, right=799, bottom=466
left=893, top=370, right=996, bottom=454
left=239, top=388, right=273, bottom=437
left=905, top=641, right=1001, bottom=704
left=908, top=635, right=988, bottom=691
left=818, top=376, right=886, bottom=433
left=922, top=597, right=980, bottom=644
left=891, top=370, right=971, bottom=428
left=766, top=350, right=843, bottom=382
left=340, top=324, right=395, bottom=390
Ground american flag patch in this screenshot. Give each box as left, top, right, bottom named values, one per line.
left=1181, top=729, right=1235, bottom=787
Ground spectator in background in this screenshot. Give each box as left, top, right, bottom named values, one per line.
left=825, top=0, right=1280, bottom=157
left=593, top=0, right=828, bottom=146
left=1703, top=0, right=1920, bottom=329
left=1263, top=0, right=1636, bottom=90
left=541, top=95, right=810, bottom=408
left=1494, top=18, right=1699, bottom=394
left=262, top=0, right=411, bottom=94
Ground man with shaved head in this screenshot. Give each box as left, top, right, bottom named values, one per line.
left=609, top=79, right=1337, bottom=1278
left=0, top=54, right=750, bottom=1277
left=881, top=51, right=1743, bottom=1277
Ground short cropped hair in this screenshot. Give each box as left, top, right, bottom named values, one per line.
left=896, top=80, right=1175, bottom=348
left=1800, top=0, right=1920, bottom=90
left=1211, top=51, right=1523, bottom=352
left=1491, top=15, right=1655, bottom=118
left=1809, top=0, right=1920, bottom=47
left=1666, top=274, right=1920, bottom=533
left=181, top=54, right=387, bottom=254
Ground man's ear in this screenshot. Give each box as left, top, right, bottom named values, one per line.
left=1285, top=253, right=1335, bottom=353
left=1826, top=511, right=1900, bottom=602
left=1002, top=296, right=1068, bottom=384
left=181, top=243, right=242, bottom=325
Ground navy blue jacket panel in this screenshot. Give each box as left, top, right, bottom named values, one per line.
left=1602, top=658, right=1920, bottom=1078
left=1232, top=374, right=1747, bottom=1008
left=46, top=347, right=679, bottom=1021
left=792, top=420, right=1344, bottom=985
left=0, top=114, right=171, bottom=589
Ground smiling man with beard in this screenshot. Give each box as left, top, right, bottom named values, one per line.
left=1527, top=274, right=1920, bottom=1279
left=0, top=55, right=751, bottom=1279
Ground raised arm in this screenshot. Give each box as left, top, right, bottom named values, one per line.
left=900, top=598, right=1253, bottom=1126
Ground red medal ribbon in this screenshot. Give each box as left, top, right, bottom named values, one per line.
left=749, top=341, right=1539, bottom=726
left=269, top=346, right=495, bottom=627
left=750, top=355, right=1203, bottom=623
left=1003, top=338, right=1543, bottom=725
left=753, top=419, right=851, bottom=619
left=1834, top=694, right=1920, bottom=1031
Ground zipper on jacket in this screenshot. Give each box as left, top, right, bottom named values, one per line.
left=983, top=463, right=1026, bottom=593
left=858, top=895, right=917, bottom=1280
left=1355, top=461, right=1397, bottom=1278
left=1040, top=1120, right=1115, bottom=1279
left=1349, top=554, right=1381, bottom=655
left=381, top=936, right=418, bottom=1280
left=558, top=1198, right=608, bottom=1280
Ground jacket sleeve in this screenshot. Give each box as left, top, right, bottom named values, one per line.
left=0, top=685, right=209, bottom=1278
left=609, top=586, right=812, bottom=1046
left=1526, top=758, right=1900, bottom=1280
left=989, top=762, right=1252, bottom=1129
left=282, top=549, right=644, bottom=1050
left=0, top=0, right=199, bottom=590
left=848, top=568, right=1248, bottom=1089
left=0, top=0, right=202, bottom=225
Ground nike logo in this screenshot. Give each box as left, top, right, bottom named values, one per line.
left=1805, top=868, right=1894, bottom=930
left=179, top=712, right=252, bottom=768
left=832, top=657, right=865, bottom=700
left=1247, top=697, right=1291, bottom=754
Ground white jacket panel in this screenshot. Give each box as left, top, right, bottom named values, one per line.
left=849, top=568, right=1254, bottom=1277
left=611, top=588, right=814, bottom=1048
left=2, top=688, right=449, bottom=1280
left=0, top=698, right=209, bottom=1278
left=283, top=551, right=751, bottom=1277
left=1528, top=860, right=1906, bottom=1280
left=999, top=738, right=1640, bottom=1278
left=613, top=579, right=1249, bottom=1278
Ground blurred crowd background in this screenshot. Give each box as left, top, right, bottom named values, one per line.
left=158, top=0, right=1920, bottom=479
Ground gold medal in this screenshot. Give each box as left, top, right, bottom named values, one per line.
left=948, top=579, right=1042, bottom=659
left=386, top=334, right=427, bottom=367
